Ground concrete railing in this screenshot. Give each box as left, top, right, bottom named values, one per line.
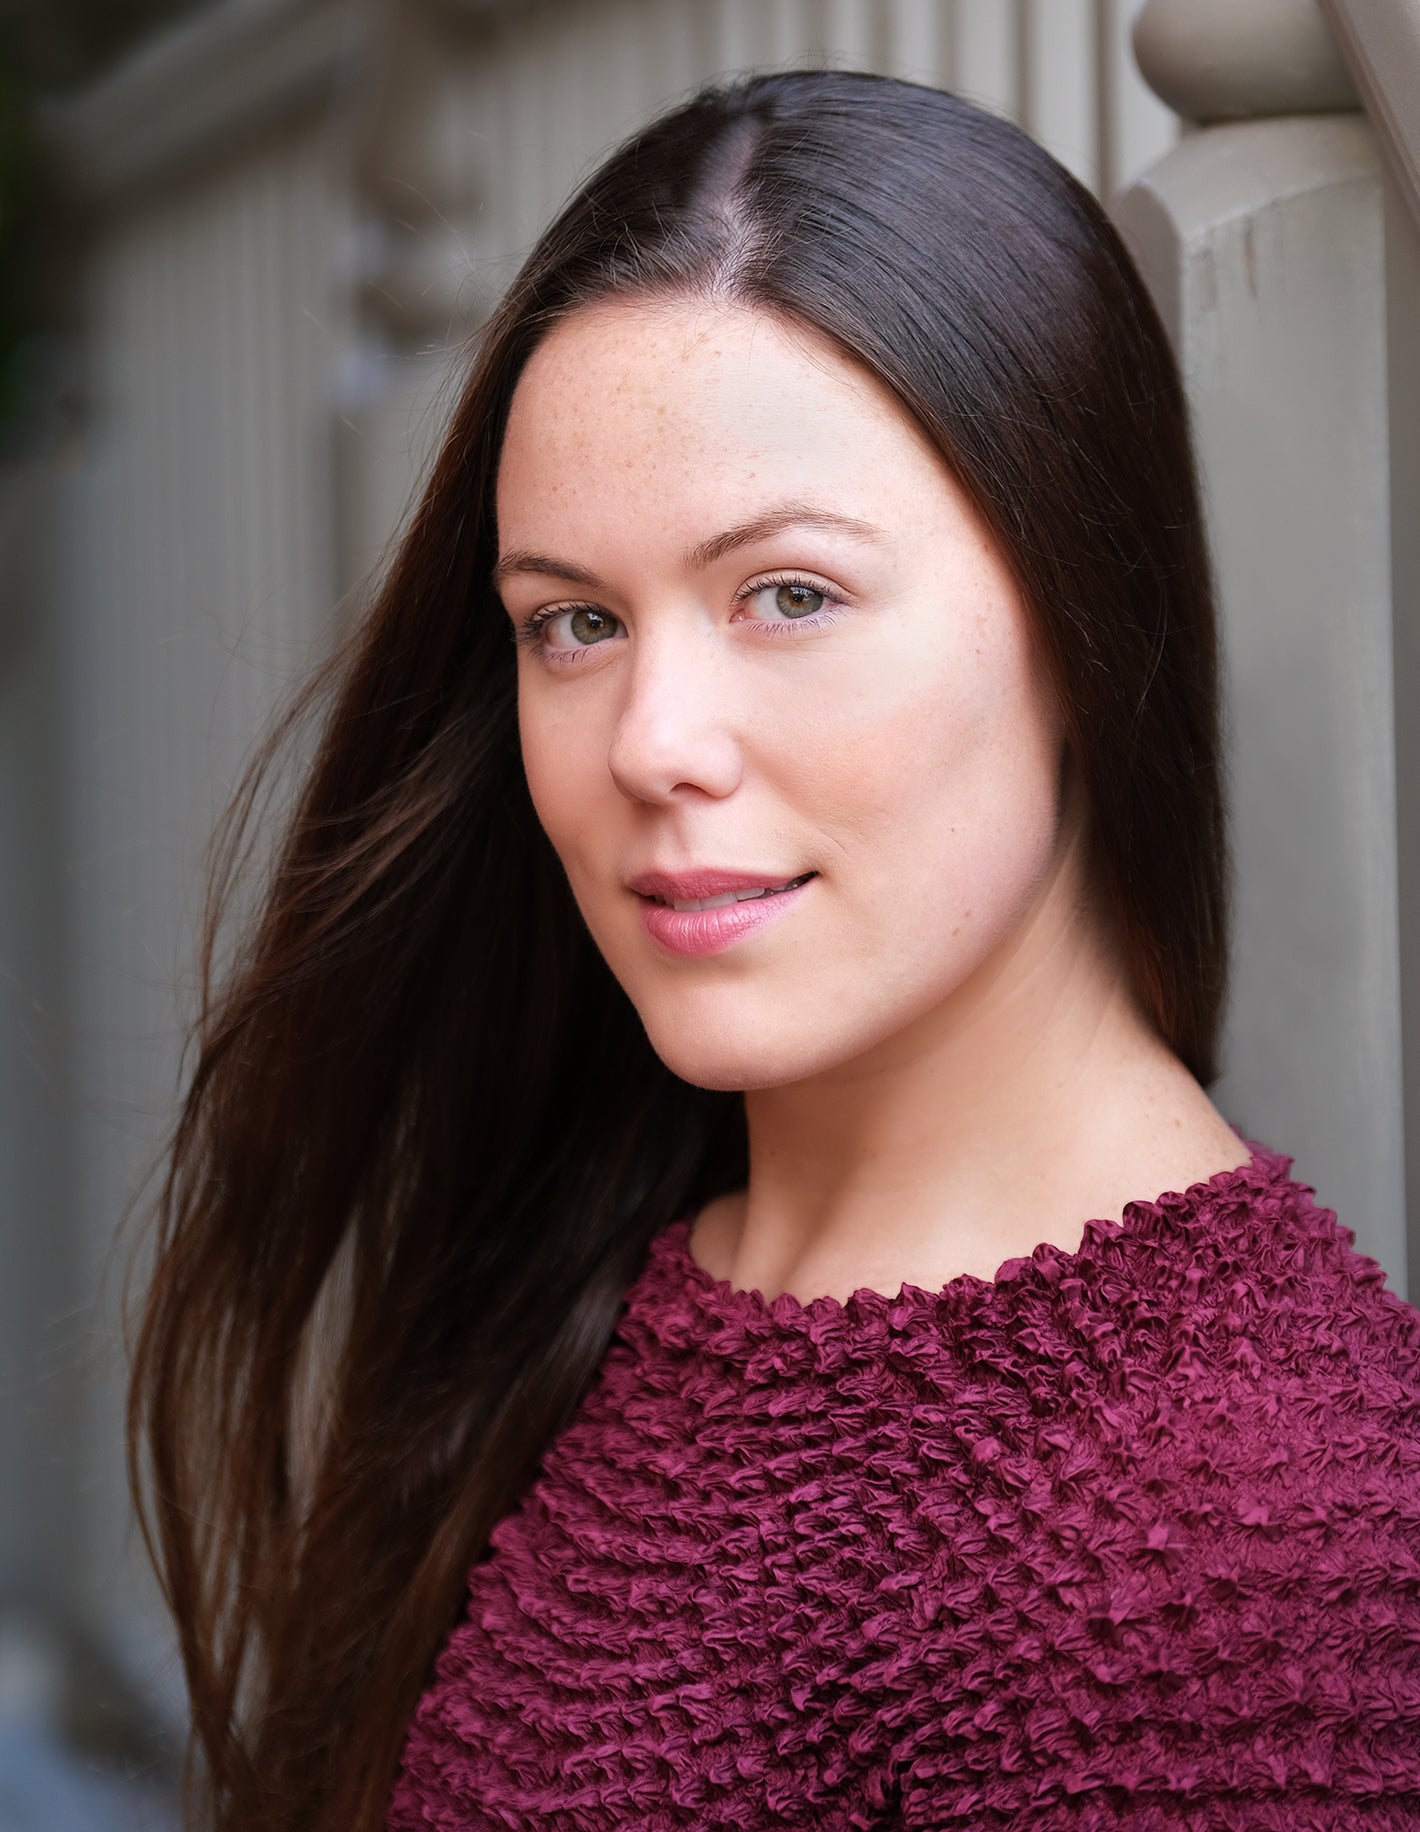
left=1319, top=0, right=1420, bottom=232
left=1116, top=0, right=1417, bottom=1296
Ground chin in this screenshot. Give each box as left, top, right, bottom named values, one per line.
left=634, top=1000, right=848, bottom=1094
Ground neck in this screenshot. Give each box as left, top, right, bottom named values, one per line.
left=694, top=834, right=1245, bottom=1304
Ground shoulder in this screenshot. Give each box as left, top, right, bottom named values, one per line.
left=1045, top=1144, right=1420, bottom=1401
left=1160, top=1148, right=1420, bottom=1393
left=1136, top=1153, right=1420, bottom=1558
left=1046, top=1147, right=1420, bottom=1496
left=888, top=1157, right=1420, bottom=1824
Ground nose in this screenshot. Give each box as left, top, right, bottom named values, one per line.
left=606, top=619, right=744, bottom=805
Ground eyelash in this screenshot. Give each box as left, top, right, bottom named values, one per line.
left=511, top=572, right=846, bottom=667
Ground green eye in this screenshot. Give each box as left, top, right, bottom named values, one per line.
left=566, top=607, right=618, bottom=645
left=774, top=583, right=825, bottom=618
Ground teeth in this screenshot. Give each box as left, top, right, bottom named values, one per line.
left=668, top=892, right=750, bottom=912
left=658, top=873, right=812, bottom=913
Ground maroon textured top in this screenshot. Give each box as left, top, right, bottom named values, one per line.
left=386, top=1145, right=1420, bottom=1829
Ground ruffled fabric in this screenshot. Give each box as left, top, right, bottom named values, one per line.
left=386, top=1145, right=1420, bottom=1829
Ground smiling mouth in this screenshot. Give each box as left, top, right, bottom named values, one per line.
left=651, top=872, right=816, bottom=913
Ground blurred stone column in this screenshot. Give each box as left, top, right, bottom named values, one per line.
left=0, top=428, right=78, bottom=1647
left=1114, top=0, right=1412, bottom=1291
left=334, top=0, right=496, bottom=603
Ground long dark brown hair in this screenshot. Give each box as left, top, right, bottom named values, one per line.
left=128, top=67, right=1227, bottom=1832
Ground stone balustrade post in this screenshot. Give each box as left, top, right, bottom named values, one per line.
left=333, top=0, right=495, bottom=598
left=1115, top=0, right=1414, bottom=1292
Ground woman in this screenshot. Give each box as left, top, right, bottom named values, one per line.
left=129, top=69, right=1420, bottom=1832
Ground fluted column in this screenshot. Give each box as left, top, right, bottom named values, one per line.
left=353, top=3, right=495, bottom=344
left=331, top=0, right=497, bottom=597
left=1115, top=0, right=1413, bottom=1292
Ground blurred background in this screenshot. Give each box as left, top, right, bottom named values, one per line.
left=0, top=0, right=1415, bottom=1824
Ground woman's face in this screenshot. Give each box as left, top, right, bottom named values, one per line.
left=495, top=296, right=1073, bottom=1092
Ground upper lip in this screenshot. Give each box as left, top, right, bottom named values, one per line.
left=627, top=867, right=813, bottom=901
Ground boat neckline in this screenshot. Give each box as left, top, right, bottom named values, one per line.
left=652, top=1139, right=1294, bottom=1332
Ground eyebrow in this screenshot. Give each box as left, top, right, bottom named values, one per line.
left=491, top=502, right=888, bottom=593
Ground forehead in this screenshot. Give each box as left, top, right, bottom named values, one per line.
left=495, top=295, right=953, bottom=525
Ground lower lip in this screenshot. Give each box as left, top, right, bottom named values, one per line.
left=637, top=878, right=814, bottom=958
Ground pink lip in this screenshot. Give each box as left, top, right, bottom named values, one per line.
left=628, top=866, right=809, bottom=901
left=638, top=877, right=815, bottom=958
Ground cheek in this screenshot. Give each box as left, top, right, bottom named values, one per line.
left=805, top=626, right=1063, bottom=925
left=517, top=694, right=600, bottom=864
